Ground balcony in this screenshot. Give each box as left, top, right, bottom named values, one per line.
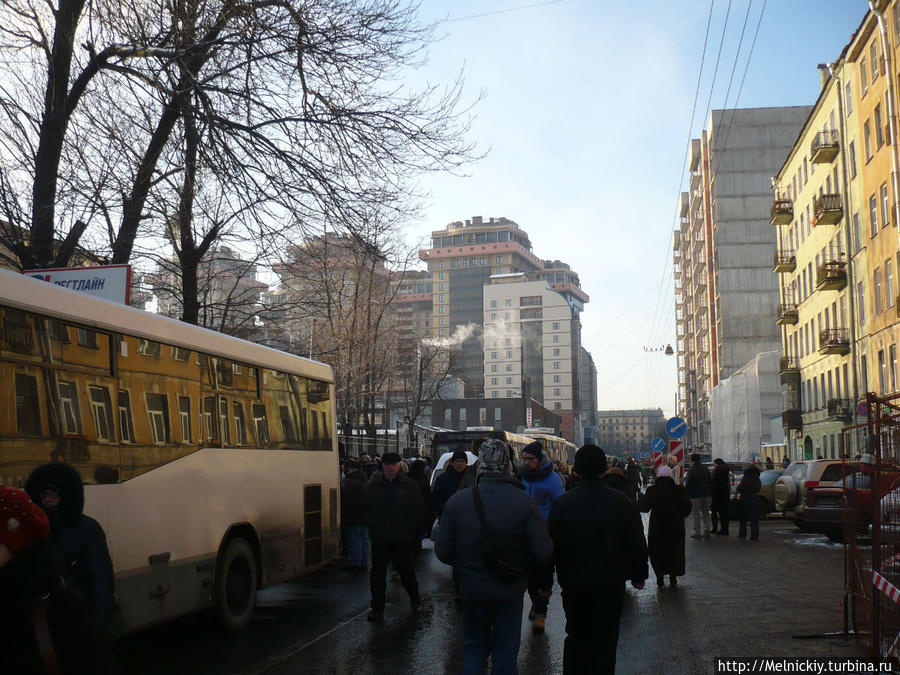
left=819, top=328, right=850, bottom=355
left=810, top=129, right=840, bottom=164
left=776, top=303, right=799, bottom=325
left=812, top=193, right=843, bottom=226
left=815, top=260, right=847, bottom=291
left=770, top=197, right=794, bottom=225
left=773, top=250, right=796, bottom=273
left=779, top=357, right=800, bottom=386
left=826, top=398, right=853, bottom=422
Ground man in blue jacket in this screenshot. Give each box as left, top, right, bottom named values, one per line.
left=436, top=439, right=553, bottom=674
left=521, top=440, right=564, bottom=632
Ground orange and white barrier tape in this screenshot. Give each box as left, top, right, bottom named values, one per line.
left=873, top=570, right=900, bottom=604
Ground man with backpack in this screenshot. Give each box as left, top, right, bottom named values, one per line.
left=435, top=439, right=553, bottom=674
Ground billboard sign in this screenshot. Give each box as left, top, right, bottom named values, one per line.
left=24, top=265, right=132, bottom=305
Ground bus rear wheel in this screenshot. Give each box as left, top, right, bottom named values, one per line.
left=214, top=537, right=257, bottom=630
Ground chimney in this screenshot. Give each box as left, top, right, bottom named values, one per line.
left=472, top=216, right=483, bottom=225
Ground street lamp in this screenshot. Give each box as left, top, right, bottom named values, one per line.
left=643, top=344, right=674, bottom=355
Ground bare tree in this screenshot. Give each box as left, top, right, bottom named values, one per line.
left=0, top=0, right=480, bottom=328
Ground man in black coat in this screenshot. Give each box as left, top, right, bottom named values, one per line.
left=685, top=453, right=712, bottom=539
left=364, top=452, right=426, bottom=621
left=710, top=458, right=732, bottom=536
left=341, top=459, right=369, bottom=571
left=429, top=450, right=474, bottom=518
left=548, top=444, right=649, bottom=675
left=26, top=462, right=115, bottom=632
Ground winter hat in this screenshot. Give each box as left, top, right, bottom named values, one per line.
left=522, top=441, right=543, bottom=461
left=381, top=452, right=402, bottom=465
left=573, top=444, right=607, bottom=479
left=0, top=485, right=50, bottom=556
left=451, top=450, right=468, bottom=462
left=345, top=459, right=361, bottom=470
left=40, top=478, right=64, bottom=496
left=713, top=458, right=725, bottom=465
left=657, top=466, right=673, bottom=478
left=477, top=439, right=511, bottom=475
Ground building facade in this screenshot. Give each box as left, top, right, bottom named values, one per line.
left=594, top=409, right=666, bottom=457
left=674, top=106, right=812, bottom=456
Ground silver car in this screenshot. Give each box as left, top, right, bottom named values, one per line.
left=773, top=459, right=858, bottom=528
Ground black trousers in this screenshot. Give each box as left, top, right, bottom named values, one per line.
left=369, top=539, right=419, bottom=612
left=561, top=584, right=625, bottom=675
left=527, top=562, right=555, bottom=616
left=711, top=503, right=729, bottom=534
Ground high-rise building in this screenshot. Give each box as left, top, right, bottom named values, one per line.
left=674, top=107, right=812, bottom=455
left=419, top=216, right=543, bottom=397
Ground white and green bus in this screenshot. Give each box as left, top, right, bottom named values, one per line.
left=0, top=268, right=339, bottom=634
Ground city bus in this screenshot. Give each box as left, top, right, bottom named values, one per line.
left=523, top=430, right=577, bottom=466
left=0, top=269, right=339, bottom=634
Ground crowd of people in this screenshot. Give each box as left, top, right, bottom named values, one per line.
left=341, top=442, right=773, bottom=674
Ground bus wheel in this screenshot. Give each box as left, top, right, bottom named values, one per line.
left=214, top=538, right=257, bottom=630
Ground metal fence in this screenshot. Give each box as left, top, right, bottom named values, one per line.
left=842, top=392, right=900, bottom=661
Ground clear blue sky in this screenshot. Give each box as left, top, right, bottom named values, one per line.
left=406, top=0, right=868, bottom=417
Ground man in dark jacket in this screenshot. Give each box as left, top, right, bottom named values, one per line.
left=435, top=439, right=553, bottom=674
left=25, top=463, right=115, bottom=632
left=430, top=450, right=474, bottom=518
left=710, top=458, right=732, bottom=536
left=341, top=459, right=369, bottom=571
left=736, top=464, right=763, bottom=541
left=0, top=484, right=117, bottom=675
left=685, top=453, right=712, bottom=539
left=364, top=452, right=426, bottom=621
left=549, top=444, right=649, bottom=675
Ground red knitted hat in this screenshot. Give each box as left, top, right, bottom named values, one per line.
left=0, top=484, right=50, bottom=556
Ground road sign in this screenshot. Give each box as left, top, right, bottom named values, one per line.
left=857, top=402, right=870, bottom=417
left=651, top=451, right=664, bottom=468
left=665, top=416, right=687, bottom=439
left=668, top=439, right=684, bottom=465
left=651, top=437, right=666, bottom=453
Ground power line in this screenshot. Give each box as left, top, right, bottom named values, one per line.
left=443, top=0, right=568, bottom=23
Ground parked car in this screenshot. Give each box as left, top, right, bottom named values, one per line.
left=805, top=467, right=900, bottom=542
left=773, top=460, right=859, bottom=528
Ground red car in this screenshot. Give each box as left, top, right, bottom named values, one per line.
left=804, top=470, right=900, bottom=542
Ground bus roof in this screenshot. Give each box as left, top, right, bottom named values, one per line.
left=0, top=268, right=333, bottom=383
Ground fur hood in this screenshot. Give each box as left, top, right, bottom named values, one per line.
left=25, top=462, right=85, bottom=525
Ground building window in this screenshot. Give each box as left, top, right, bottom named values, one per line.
left=57, top=381, right=82, bottom=434
left=848, top=141, right=857, bottom=178
left=857, top=281, right=866, bottom=326
left=490, top=300, right=497, bottom=308
left=492, top=391, right=499, bottom=398
left=439, top=261, right=444, bottom=268
left=491, top=364, right=498, bottom=372
left=876, top=105, right=885, bottom=147
left=146, top=393, right=170, bottom=444
left=178, top=396, right=192, bottom=442
left=491, top=351, right=498, bottom=359
left=554, top=388, right=561, bottom=396
left=439, top=294, right=446, bottom=302
left=553, top=361, right=560, bottom=370
left=552, top=335, right=560, bottom=343
left=892, top=345, right=899, bottom=392
left=871, top=41, right=879, bottom=82
left=883, top=183, right=891, bottom=227
left=865, top=119, right=873, bottom=160
left=506, top=350, right=513, bottom=358
left=77, top=328, right=98, bottom=349
left=15, top=374, right=41, bottom=435
left=505, top=364, right=512, bottom=372
left=505, top=299, right=512, bottom=306
left=853, top=212, right=861, bottom=252
left=553, top=348, right=560, bottom=356
left=554, top=402, right=562, bottom=410
left=845, top=80, right=853, bottom=116
left=491, top=377, right=498, bottom=385
left=496, top=256, right=502, bottom=264
left=875, top=267, right=884, bottom=314
left=88, top=386, right=114, bottom=442
left=118, top=390, right=134, bottom=443
left=496, top=267, right=503, bottom=274
left=438, top=272, right=445, bottom=280
left=233, top=402, right=246, bottom=445
left=887, top=258, right=896, bottom=308
left=861, top=57, right=868, bottom=93
left=879, top=349, right=887, bottom=393
left=552, top=322, right=560, bottom=330
left=506, top=377, right=512, bottom=384
left=870, top=194, right=879, bottom=236
left=439, top=317, right=446, bottom=325
left=553, top=375, right=560, bottom=383
left=438, top=306, right=445, bottom=314
left=138, top=339, right=161, bottom=357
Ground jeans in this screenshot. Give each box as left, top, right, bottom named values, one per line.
left=460, top=596, right=524, bottom=674
left=691, top=496, right=711, bottom=535
left=369, top=540, right=419, bottom=612
left=345, top=524, right=369, bottom=567
left=561, top=585, right=625, bottom=674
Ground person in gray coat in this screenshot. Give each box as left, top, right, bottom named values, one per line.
left=435, top=439, right=553, bottom=675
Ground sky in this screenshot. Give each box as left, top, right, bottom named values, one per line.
left=401, top=0, right=870, bottom=418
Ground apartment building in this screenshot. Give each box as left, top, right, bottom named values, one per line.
left=674, top=107, right=812, bottom=455
left=419, top=216, right=543, bottom=397
left=594, top=409, right=666, bottom=457
left=482, top=275, right=585, bottom=441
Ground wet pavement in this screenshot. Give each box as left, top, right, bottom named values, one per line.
left=115, top=516, right=868, bottom=674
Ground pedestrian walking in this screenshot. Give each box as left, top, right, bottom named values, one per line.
left=435, top=439, right=553, bottom=675
left=408, top=459, right=433, bottom=554
left=625, top=458, right=641, bottom=500
left=341, top=459, right=369, bottom=571
left=0, top=484, right=118, bottom=675
left=520, top=440, right=565, bottom=633
left=25, top=463, right=115, bottom=632
left=364, top=452, right=426, bottom=622
left=782, top=455, right=791, bottom=469
left=765, top=456, right=775, bottom=471
left=710, top=458, right=732, bottom=536
left=685, top=453, right=712, bottom=539
left=548, top=444, right=649, bottom=675
left=430, top=451, right=474, bottom=518
left=638, top=465, right=692, bottom=587
left=736, top=464, right=762, bottom=541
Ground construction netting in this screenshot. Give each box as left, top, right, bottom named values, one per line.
left=709, top=351, right=781, bottom=464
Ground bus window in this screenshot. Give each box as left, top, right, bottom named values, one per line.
left=252, top=404, right=270, bottom=446
left=15, top=373, right=41, bottom=435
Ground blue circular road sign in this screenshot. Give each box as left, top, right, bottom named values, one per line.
left=665, top=417, right=687, bottom=439
left=651, top=437, right=666, bottom=452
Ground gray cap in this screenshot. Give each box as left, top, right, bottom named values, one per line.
left=477, top=439, right=510, bottom=475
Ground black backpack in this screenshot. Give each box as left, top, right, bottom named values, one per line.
left=473, top=482, right=528, bottom=583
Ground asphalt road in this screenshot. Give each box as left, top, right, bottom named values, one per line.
left=115, top=517, right=869, bottom=674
